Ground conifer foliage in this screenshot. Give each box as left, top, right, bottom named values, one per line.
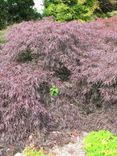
left=0, top=0, right=41, bottom=29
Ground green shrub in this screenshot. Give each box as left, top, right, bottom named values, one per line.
left=50, top=85, right=60, bottom=96
left=7, top=0, right=42, bottom=24
left=84, top=130, right=117, bottom=156
left=44, top=0, right=99, bottom=22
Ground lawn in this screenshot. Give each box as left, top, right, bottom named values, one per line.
left=0, top=29, right=7, bottom=44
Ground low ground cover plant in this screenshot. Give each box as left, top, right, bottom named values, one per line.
left=84, top=130, right=117, bottom=156
left=23, top=145, right=52, bottom=156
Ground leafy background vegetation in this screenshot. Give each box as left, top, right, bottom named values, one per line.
left=0, top=0, right=117, bottom=30
left=0, top=0, right=42, bottom=30
left=44, top=0, right=99, bottom=22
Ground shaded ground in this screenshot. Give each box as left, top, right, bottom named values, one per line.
left=0, top=16, right=117, bottom=156
left=50, top=130, right=87, bottom=156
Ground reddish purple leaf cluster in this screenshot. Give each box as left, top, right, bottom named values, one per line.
left=0, top=16, right=117, bottom=150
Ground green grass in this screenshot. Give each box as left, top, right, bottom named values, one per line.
left=0, top=29, right=7, bottom=44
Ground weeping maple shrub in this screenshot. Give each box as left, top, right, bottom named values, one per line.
left=0, top=16, right=117, bottom=152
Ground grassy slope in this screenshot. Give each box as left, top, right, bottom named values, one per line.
left=0, top=29, right=7, bottom=44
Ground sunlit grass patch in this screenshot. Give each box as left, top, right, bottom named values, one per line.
left=0, top=29, right=7, bottom=44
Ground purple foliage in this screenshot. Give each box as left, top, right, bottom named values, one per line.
left=0, top=16, right=117, bottom=151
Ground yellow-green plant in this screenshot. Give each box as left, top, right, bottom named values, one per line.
left=84, top=130, right=117, bottom=156
left=44, top=0, right=99, bottom=22
left=0, top=29, right=6, bottom=44
left=23, top=145, right=52, bottom=156
left=50, top=85, right=60, bottom=96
